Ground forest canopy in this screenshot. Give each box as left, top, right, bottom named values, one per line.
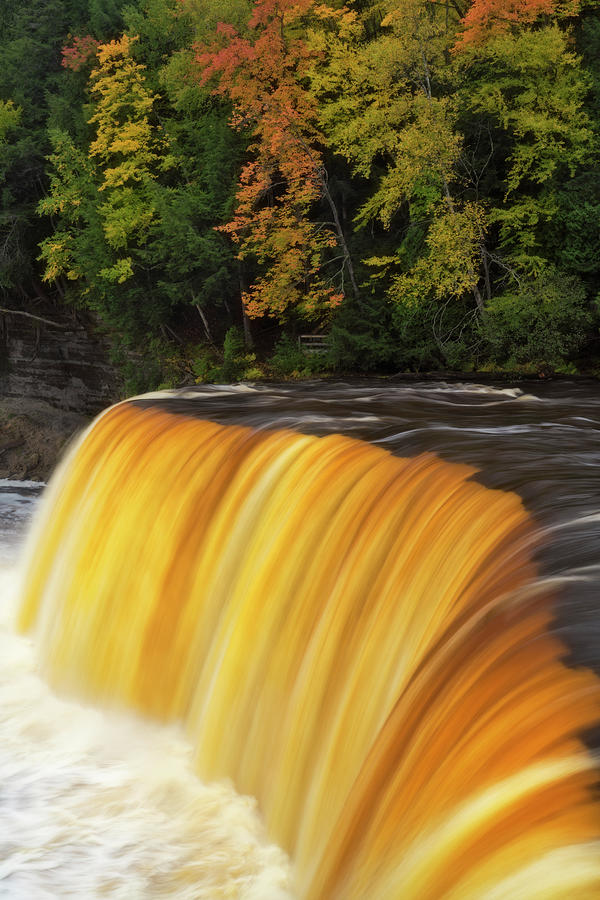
left=0, top=0, right=599, bottom=387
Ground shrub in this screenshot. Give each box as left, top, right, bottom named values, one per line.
left=192, top=328, right=262, bottom=383
left=483, top=269, right=592, bottom=368
left=269, top=334, right=331, bottom=377
left=269, top=335, right=307, bottom=376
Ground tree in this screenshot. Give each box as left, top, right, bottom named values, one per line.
left=88, top=34, right=175, bottom=273
left=457, top=24, right=594, bottom=273
left=39, top=34, right=177, bottom=335
left=148, top=36, right=242, bottom=328
left=61, top=34, right=100, bottom=72
left=311, top=0, right=488, bottom=333
left=37, top=128, right=98, bottom=288
left=39, top=7, right=242, bottom=350
left=195, top=0, right=359, bottom=322
left=455, top=0, right=557, bottom=47
left=0, top=99, right=23, bottom=291
left=0, top=0, right=90, bottom=300
left=0, top=0, right=129, bottom=303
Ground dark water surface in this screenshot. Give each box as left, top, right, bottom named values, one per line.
left=0, top=480, right=44, bottom=564
left=135, top=379, right=600, bottom=673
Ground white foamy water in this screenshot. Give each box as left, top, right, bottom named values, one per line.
left=0, top=485, right=293, bottom=900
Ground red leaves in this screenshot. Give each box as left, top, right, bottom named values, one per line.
left=456, top=0, right=555, bottom=47
left=61, top=35, right=100, bottom=72
left=248, top=0, right=313, bottom=28
left=194, top=0, right=344, bottom=321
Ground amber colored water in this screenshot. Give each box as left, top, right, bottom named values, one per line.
left=17, top=385, right=600, bottom=899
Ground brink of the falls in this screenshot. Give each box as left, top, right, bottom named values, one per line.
left=17, top=399, right=600, bottom=899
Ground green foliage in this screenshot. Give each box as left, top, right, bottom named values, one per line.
left=221, top=326, right=246, bottom=380
left=88, top=0, right=128, bottom=38
left=460, top=26, right=595, bottom=269
left=269, top=335, right=308, bottom=376
left=390, top=204, right=487, bottom=304
left=0, top=99, right=20, bottom=144
left=0, top=0, right=78, bottom=294
left=0, top=99, right=24, bottom=290
left=312, top=0, right=464, bottom=231
left=191, top=345, right=222, bottom=382
left=191, top=328, right=262, bottom=383
left=37, top=19, right=239, bottom=345
left=153, top=49, right=241, bottom=312
left=110, top=336, right=167, bottom=396
left=548, top=174, right=600, bottom=281
left=269, top=335, right=306, bottom=376
left=327, top=296, right=400, bottom=372
left=327, top=290, right=480, bottom=373
left=392, top=297, right=480, bottom=372
left=266, top=334, right=329, bottom=377
left=123, top=0, right=192, bottom=74
left=2, top=0, right=599, bottom=376
left=179, top=0, right=251, bottom=40
left=37, top=36, right=179, bottom=336
left=462, top=27, right=592, bottom=188
left=483, top=269, right=593, bottom=367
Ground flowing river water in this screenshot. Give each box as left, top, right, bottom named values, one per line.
left=133, top=378, right=600, bottom=677
left=1, top=379, right=599, bottom=898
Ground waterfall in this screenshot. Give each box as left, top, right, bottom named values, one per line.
left=19, top=401, right=600, bottom=898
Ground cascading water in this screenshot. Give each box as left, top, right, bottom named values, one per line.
left=4, top=380, right=600, bottom=898
left=0, top=480, right=293, bottom=898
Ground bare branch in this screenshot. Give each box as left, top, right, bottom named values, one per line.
left=0, top=307, right=71, bottom=329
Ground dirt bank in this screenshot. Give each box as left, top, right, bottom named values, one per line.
left=0, top=399, right=91, bottom=482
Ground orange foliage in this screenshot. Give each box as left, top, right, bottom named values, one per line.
left=456, top=0, right=555, bottom=47
left=195, top=0, right=345, bottom=321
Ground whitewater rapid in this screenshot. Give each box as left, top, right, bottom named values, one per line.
left=0, top=483, right=293, bottom=900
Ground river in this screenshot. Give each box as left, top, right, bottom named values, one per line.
left=136, top=379, right=600, bottom=671
left=1, top=378, right=599, bottom=897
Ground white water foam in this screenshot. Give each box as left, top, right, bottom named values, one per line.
left=0, top=566, right=294, bottom=899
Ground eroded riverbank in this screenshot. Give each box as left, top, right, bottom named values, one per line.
left=0, top=400, right=89, bottom=481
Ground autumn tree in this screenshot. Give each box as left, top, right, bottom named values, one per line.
left=88, top=36, right=175, bottom=279
left=310, top=0, right=488, bottom=370
left=455, top=0, right=557, bottom=46
left=39, top=35, right=178, bottom=334
left=195, top=0, right=359, bottom=322
left=6, top=0, right=598, bottom=376
left=39, top=4, right=242, bottom=357
left=62, top=34, right=100, bottom=71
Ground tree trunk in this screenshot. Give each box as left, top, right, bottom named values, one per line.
left=194, top=301, right=216, bottom=346
left=237, top=261, right=254, bottom=349
left=320, top=175, right=362, bottom=303
left=288, top=129, right=361, bottom=305
left=481, top=241, right=492, bottom=302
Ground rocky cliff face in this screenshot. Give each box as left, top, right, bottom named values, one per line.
left=0, top=400, right=90, bottom=481
left=0, top=310, right=119, bottom=416
left=0, top=309, right=121, bottom=480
